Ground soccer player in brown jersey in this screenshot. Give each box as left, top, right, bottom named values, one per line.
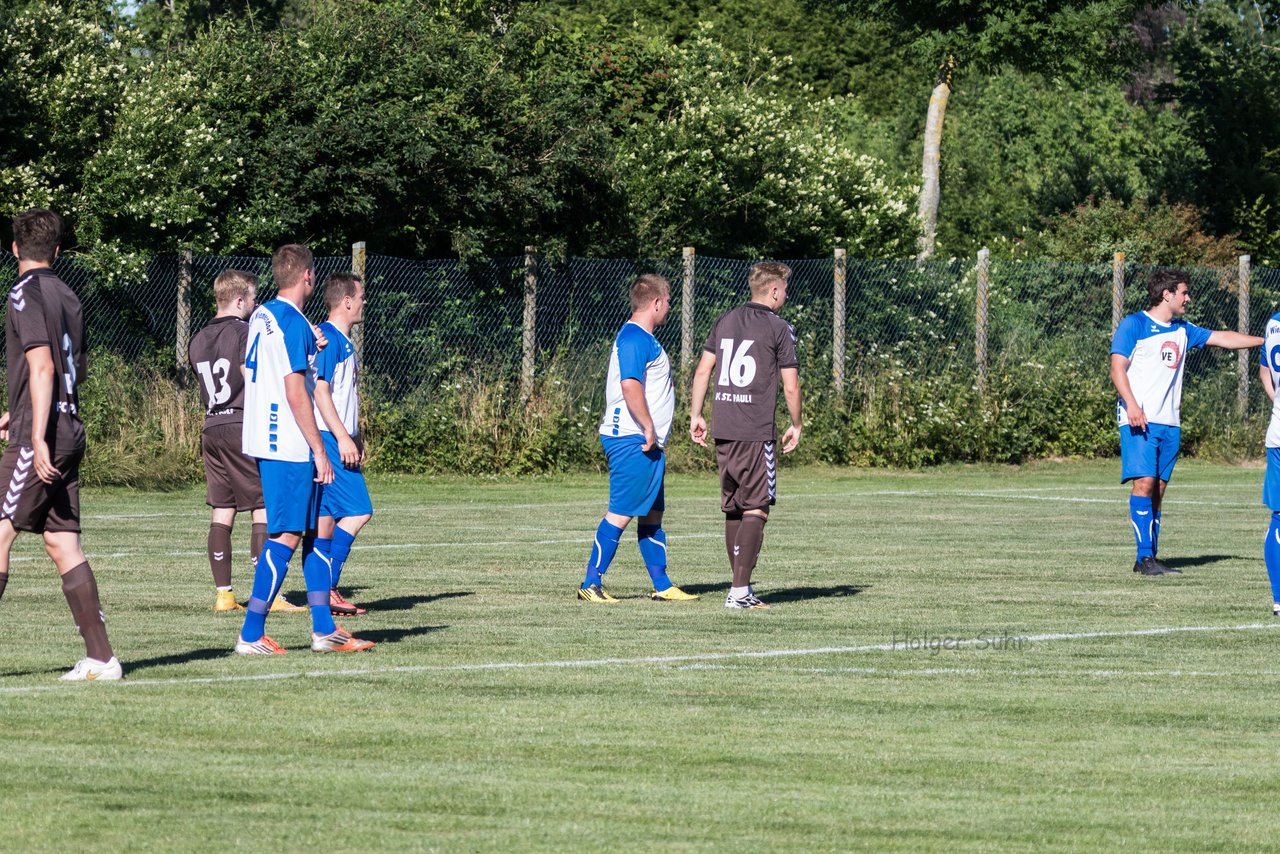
left=0, top=208, right=121, bottom=679
left=188, top=270, right=304, bottom=613
left=689, top=261, right=803, bottom=610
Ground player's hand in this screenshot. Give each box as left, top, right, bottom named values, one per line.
left=338, top=434, right=360, bottom=467
left=313, top=325, right=329, bottom=351
left=314, top=449, right=335, bottom=484
left=690, top=415, right=708, bottom=448
left=641, top=425, right=657, bottom=453
left=781, top=424, right=801, bottom=454
left=32, top=438, right=60, bottom=484
left=1126, top=406, right=1147, bottom=430
left=0, top=411, right=9, bottom=442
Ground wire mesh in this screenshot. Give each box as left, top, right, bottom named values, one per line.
left=0, top=249, right=1274, bottom=428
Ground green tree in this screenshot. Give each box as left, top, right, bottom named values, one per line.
left=815, top=0, right=1146, bottom=259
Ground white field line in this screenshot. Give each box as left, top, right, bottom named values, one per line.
left=1, top=621, right=1275, bottom=696
left=679, top=664, right=1280, bottom=679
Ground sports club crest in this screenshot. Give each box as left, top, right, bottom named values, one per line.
left=1160, top=339, right=1182, bottom=368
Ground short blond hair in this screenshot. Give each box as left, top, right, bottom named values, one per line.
left=271, top=243, right=313, bottom=289
left=629, top=274, right=670, bottom=312
left=748, top=261, right=791, bottom=297
left=213, top=269, right=257, bottom=308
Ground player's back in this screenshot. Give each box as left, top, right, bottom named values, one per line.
left=1265, top=311, right=1280, bottom=448
left=704, top=302, right=798, bottom=441
left=5, top=268, right=86, bottom=450
left=189, top=317, right=248, bottom=428
left=242, top=298, right=316, bottom=462
left=312, top=321, right=359, bottom=438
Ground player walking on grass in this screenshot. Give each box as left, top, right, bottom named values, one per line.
left=578, top=274, right=698, bottom=603
left=689, top=262, right=802, bottom=610
left=1111, top=268, right=1261, bottom=577
left=188, top=269, right=304, bottom=614
left=0, top=209, right=120, bottom=680
left=311, top=272, right=373, bottom=616
left=236, top=244, right=373, bottom=654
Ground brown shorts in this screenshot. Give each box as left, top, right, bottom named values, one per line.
left=0, top=444, right=84, bottom=533
left=202, top=423, right=264, bottom=511
left=714, top=439, right=777, bottom=513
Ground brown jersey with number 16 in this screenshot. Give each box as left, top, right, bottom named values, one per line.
left=5, top=268, right=86, bottom=452
left=703, top=302, right=798, bottom=442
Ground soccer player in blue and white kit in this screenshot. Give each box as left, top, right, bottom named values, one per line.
left=1257, top=311, right=1280, bottom=615
left=578, top=274, right=698, bottom=603
left=236, top=245, right=373, bottom=653
left=311, top=272, right=373, bottom=617
left=1110, top=269, right=1261, bottom=576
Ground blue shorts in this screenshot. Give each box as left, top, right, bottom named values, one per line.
left=318, top=432, right=373, bottom=520
left=603, top=435, right=665, bottom=518
left=1119, top=423, right=1181, bottom=484
left=1264, top=448, right=1280, bottom=512
left=257, top=458, right=320, bottom=535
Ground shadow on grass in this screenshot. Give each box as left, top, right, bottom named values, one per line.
left=355, top=591, right=474, bottom=612
left=121, top=647, right=233, bottom=673
left=1160, top=554, right=1238, bottom=570
left=675, top=582, right=868, bottom=602
left=357, top=624, right=447, bottom=645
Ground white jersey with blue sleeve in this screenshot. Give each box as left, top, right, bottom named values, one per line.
left=598, top=321, right=675, bottom=448
left=1264, top=311, right=1280, bottom=448
left=312, top=321, right=359, bottom=437
left=1111, top=311, right=1212, bottom=428
left=242, top=297, right=318, bottom=462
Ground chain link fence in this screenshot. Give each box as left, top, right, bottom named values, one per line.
left=1, top=248, right=1277, bottom=422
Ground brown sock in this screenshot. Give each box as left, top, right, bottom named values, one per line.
left=208, top=523, right=233, bottom=588
left=250, top=523, right=267, bottom=566
left=732, top=514, right=767, bottom=588
left=724, top=513, right=742, bottom=570
left=61, top=562, right=113, bottom=662
left=0, top=570, right=7, bottom=601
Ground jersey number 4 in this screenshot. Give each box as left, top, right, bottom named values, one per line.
left=717, top=339, right=757, bottom=388
left=245, top=333, right=261, bottom=383
left=195, top=358, right=233, bottom=405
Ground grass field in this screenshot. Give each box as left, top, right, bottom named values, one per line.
left=1, top=459, right=1278, bottom=851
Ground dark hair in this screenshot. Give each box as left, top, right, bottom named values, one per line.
left=1147, top=268, right=1189, bottom=308
left=12, top=208, right=63, bottom=264
left=271, top=244, right=314, bottom=290
left=323, top=271, right=362, bottom=310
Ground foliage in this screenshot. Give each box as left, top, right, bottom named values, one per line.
left=937, top=68, right=1207, bottom=257
left=611, top=34, right=918, bottom=258
left=1023, top=196, right=1241, bottom=266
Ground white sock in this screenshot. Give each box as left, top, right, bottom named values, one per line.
left=730, top=585, right=750, bottom=599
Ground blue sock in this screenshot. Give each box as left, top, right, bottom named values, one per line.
left=1130, top=496, right=1154, bottom=559
left=1265, top=514, right=1280, bottom=605
left=637, top=524, right=672, bottom=591
left=328, top=528, right=356, bottom=588
left=1152, top=510, right=1161, bottom=557
left=313, top=536, right=333, bottom=585
left=241, top=539, right=294, bottom=642
left=302, top=543, right=337, bottom=636
left=583, top=519, right=624, bottom=588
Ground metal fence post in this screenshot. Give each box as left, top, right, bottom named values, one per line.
left=681, top=247, right=695, bottom=389
left=1111, top=251, right=1125, bottom=335
left=521, top=246, right=538, bottom=402
left=1239, top=254, right=1252, bottom=417
left=976, top=248, right=990, bottom=398
left=351, top=241, right=366, bottom=365
left=176, top=249, right=192, bottom=383
left=833, top=248, right=846, bottom=399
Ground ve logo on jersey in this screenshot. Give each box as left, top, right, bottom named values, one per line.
left=1160, top=340, right=1182, bottom=369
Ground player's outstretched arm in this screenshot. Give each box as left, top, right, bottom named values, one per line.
left=284, top=370, right=333, bottom=484
left=780, top=367, right=802, bottom=454
left=1206, top=331, right=1264, bottom=350
left=620, top=378, right=656, bottom=451
left=1109, top=354, right=1147, bottom=430
left=689, top=351, right=717, bottom=447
